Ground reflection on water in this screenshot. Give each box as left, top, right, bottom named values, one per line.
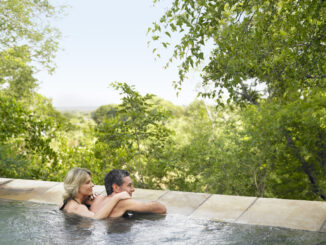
left=0, top=198, right=325, bottom=245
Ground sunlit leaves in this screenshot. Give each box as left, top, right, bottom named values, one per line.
left=0, top=93, right=59, bottom=178
left=0, top=0, right=63, bottom=97
left=151, top=0, right=326, bottom=105
left=95, top=82, right=173, bottom=188
left=0, top=0, right=64, bottom=180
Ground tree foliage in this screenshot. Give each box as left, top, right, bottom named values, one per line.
left=0, top=0, right=325, bottom=202
left=151, top=0, right=326, bottom=104
left=91, top=104, right=117, bottom=124
left=0, top=0, right=62, bottom=98
left=0, top=0, right=64, bottom=180
left=150, top=0, right=326, bottom=200
left=95, top=82, right=173, bottom=188
left=0, top=93, right=59, bottom=179
left=236, top=96, right=326, bottom=200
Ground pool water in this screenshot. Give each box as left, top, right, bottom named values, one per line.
left=0, top=198, right=325, bottom=245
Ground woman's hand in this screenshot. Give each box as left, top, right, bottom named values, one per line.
left=115, top=191, right=131, bottom=200
left=90, top=192, right=98, bottom=200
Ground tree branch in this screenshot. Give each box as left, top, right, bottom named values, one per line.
left=284, top=130, right=326, bottom=200
left=306, top=75, right=326, bottom=79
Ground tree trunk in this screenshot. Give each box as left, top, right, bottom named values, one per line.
left=284, top=130, right=326, bottom=200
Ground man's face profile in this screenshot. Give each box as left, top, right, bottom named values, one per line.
left=119, top=176, right=135, bottom=197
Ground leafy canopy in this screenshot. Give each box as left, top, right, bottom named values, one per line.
left=151, top=0, right=326, bottom=104
left=95, top=82, right=173, bottom=188
left=0, top=0, right=62, bottom=97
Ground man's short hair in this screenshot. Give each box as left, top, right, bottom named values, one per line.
left=104, top=169, right=130, bottom=195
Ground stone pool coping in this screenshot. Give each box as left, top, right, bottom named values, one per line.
left=0, top=177, right=325, bottom=233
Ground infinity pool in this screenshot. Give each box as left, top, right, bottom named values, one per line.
left=0, top=198, right=325, bottom=245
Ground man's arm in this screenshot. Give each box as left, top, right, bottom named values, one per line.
left=108, top=199, right=166, bottom=217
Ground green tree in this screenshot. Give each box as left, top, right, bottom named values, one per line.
left=242, top=94, right=326, bottom=200
left=0, top=0, right=64, bottom=180
left=151, top=0, right=326, bottom=200
left=164, top=100, right=220, bottom=192
left=91, top=104, right=117, bottom=125
left=151, top=0, right=325, bottom=104
left=164, top=101, right=255, bottom=195
left=51, top=112, right=101, bottom=183
left=0, top=0, right=62, bottom=98
left=0, top=93, right=59, bottom=179
left=95, top=82, right=173, bottom=189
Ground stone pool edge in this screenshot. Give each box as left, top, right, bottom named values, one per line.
left=0, top=177, right=325, bottom=233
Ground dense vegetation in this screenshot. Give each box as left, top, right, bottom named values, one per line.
left=0, top=0, right=325, bottom=201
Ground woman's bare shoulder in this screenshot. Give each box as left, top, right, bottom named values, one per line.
left=62, top=200, right=80, bottom=212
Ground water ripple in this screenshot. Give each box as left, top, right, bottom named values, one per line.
left=0, top=198, right=325, bottom=245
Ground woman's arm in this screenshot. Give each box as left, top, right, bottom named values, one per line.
left=92, top=191, right=130, bottom=219
left=69, top=191, right=130, bottom=219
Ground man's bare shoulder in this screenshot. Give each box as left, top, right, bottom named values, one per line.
left=89, top=195, right=109, bottom=213
left=117, top=198, right=139, bottom=205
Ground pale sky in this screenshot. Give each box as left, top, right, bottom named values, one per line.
left=36, top=0, right=201, bottom=108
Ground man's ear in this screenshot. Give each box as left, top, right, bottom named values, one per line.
left=112, top=183, right=120, bottom=193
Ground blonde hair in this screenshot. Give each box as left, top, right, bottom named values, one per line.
left=62, top=167, right=91, bottom=201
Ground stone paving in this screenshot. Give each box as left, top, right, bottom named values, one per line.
left=0, top=177, right=325, bottom=232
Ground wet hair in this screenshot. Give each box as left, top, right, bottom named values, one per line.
left=104, top=169, right=130, bottom=195
left=62, top=167, right=91, bottom=202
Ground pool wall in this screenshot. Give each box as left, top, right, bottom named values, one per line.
left=0, top=177, right=325, bottom=232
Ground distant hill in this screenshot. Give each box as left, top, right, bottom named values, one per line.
left=55, top=106, right=99, bottom=112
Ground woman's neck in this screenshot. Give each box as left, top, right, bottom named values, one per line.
left=74, top=193, right=87, bottom=204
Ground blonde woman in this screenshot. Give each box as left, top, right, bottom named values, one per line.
left=60, top=167, right=130, bottom=219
